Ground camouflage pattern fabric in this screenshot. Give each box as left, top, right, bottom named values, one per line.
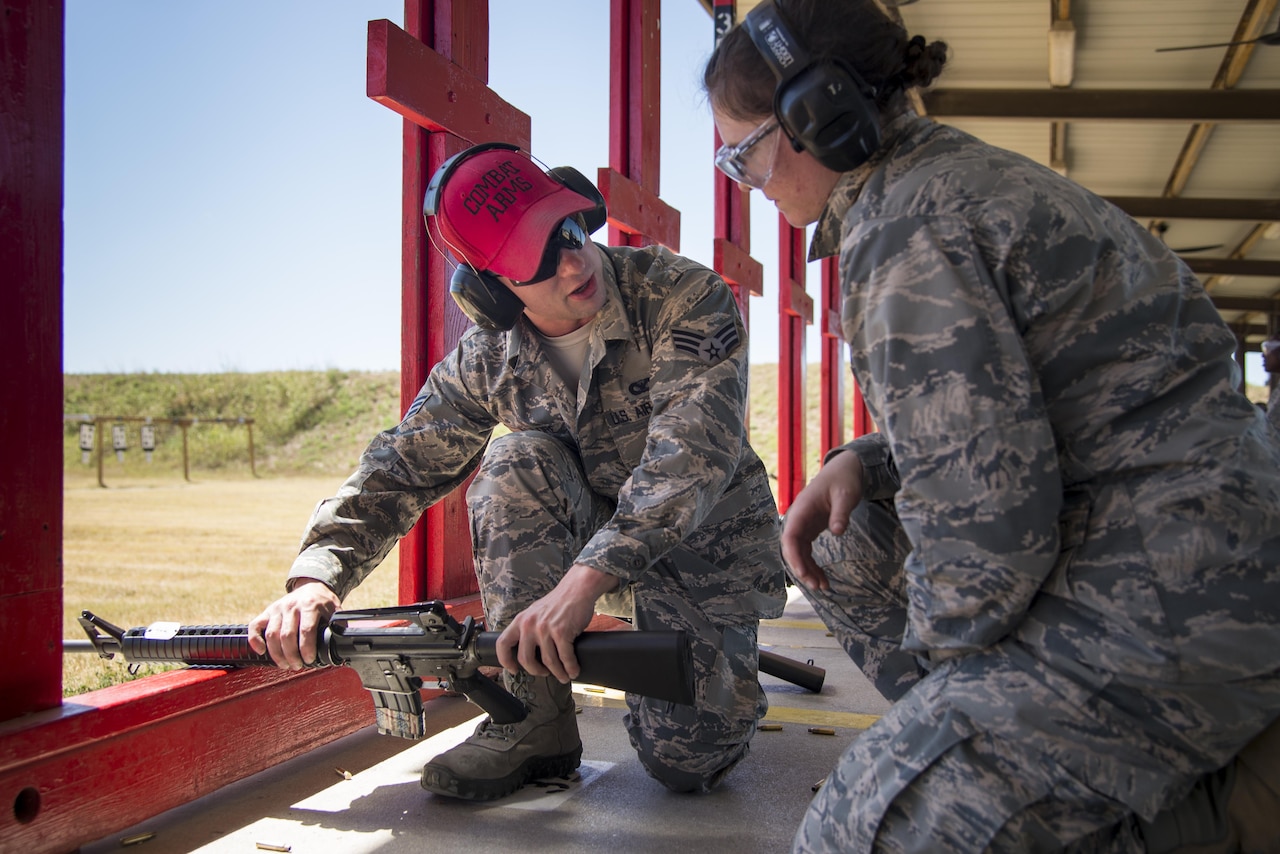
left=792, top=111, right=1280, bottom=852
left=286, top=243, right=786, bottom=789
left=469, top=430, right=772, bottom=790
left=1268, top=383, right=1280, bottom=432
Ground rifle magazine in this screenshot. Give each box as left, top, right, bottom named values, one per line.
left=370, top=689, right=428, bottom=740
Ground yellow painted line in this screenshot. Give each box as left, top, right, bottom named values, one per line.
left=761, top=618, right=829, bottom=631
left=572, top=687, right=880, bottom=732
left=762, top=706, right=880, bottom=731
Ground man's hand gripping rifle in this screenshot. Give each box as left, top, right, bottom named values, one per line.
left=75, top=600, right=695, bottom=740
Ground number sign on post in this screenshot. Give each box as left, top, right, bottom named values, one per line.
left=140, top=423, right=156, bottom=463
left=111, top=424, right=127, bottom=463
left=78, top=423, right=94, bottom=465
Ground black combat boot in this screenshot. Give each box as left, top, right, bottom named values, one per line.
left=420, top=673, right=582, bottom=800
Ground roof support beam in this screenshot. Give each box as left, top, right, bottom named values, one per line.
left=1105, top=197, right=1280, bottom=221
left=1183, top=257, right=1280, bottom=278
left=921, top=89, right=1280, bottom=121
left=1210, top=296, right=1280, bottom=314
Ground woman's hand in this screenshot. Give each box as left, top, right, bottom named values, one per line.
left=781, top=450, right=865, bottom=592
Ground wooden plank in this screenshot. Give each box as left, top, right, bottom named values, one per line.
left=366, top=18, right=530, bottom=147
left=714, top=237, right=764, bottom=298
left=596, top=167, right=681, bottom=251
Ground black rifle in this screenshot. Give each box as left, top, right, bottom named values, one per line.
left=73, top=601, right=694, bottom=740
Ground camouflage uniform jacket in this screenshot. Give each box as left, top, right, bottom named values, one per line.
left=288, top=243, right=785, bottom=622
left=810, top=111, right=1280, bottom=684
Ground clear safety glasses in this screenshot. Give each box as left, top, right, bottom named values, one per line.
left=512, top=216, right=590, bottom=286
left=713, top=117, right=781, bottom=189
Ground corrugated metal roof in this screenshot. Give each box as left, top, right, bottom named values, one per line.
left=710, top=0, right=1280, bottom=348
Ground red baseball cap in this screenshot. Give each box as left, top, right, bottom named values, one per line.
left=430, top=145, right=596, bottom=283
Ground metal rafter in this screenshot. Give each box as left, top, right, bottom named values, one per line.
left=1155, top=0, right=1279, bottom=305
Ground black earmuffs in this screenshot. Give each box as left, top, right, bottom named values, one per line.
left=423, top=143, right=608, bottom=332
left=743, top=0, right=882, bottom=172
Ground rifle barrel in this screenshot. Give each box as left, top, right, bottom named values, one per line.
left=759, top=650, right=825, bottom=693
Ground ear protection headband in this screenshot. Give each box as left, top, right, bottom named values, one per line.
left=743, top=0, right=882, bottom=172
left=422, top=142, right=608, bottom=332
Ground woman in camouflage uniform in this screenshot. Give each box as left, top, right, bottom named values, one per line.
left=705, top=1, right=1280, bottom=851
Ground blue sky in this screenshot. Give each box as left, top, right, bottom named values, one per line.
left=62, top=1, right=1265, bottom=386
left=63, top=0, right=810, bottom=375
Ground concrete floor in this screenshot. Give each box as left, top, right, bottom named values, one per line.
left=80, top=588, right=888, bottom=854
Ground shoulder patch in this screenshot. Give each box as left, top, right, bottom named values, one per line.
left=672, top=322, right=740, bottom=364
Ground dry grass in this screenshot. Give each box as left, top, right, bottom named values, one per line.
left=62, top=472, right=400, bottom=696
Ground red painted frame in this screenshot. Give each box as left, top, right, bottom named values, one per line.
left=368, top=5, right=531, bottom=604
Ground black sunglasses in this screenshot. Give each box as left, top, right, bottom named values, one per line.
left=510, top=216, right=590, bottom=286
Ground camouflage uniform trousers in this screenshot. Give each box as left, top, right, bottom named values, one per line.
left=465, top=430, right=768, bottom=792
left=788, top=497, right=1280, bottom=853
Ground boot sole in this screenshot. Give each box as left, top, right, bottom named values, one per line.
left=420, top=745, right=584, bottom=801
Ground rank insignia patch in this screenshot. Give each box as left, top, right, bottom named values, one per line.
left=673, top=322, right=740, bottom=364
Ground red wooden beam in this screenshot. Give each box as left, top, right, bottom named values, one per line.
left=713, top=237, right=763, bottom=299
left=367, top=18, right=530, bottom=146
left=597, top=167, right=681, bottom=251
left=0, top=668, right=378, bottom=853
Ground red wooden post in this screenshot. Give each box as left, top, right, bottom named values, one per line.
left=819, top=256, right=845, bottom=458
left=367, top=2, right=530, bottom=602
left=0, top=0, right=64, bottom=724
left=603, top=0, right=679, bottom=251
left=710, top=4, right=762, bottom=331
left=852, top=378, right=874, bottom=437
left=777, top=218, right=812, bottom=513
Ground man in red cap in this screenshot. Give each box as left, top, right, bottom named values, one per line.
left=249, top=143, right=787, bottom=801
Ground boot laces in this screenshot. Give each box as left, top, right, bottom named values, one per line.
left=474, top=718, right=518, bottom=742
